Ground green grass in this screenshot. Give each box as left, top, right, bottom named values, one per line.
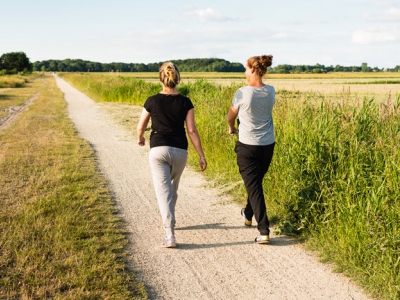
left=59, top=72, right=399, bottom=300
left=0, top=74, right=147, bottom=299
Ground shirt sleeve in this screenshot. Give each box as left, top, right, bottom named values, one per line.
left=143, top=97, right=152, bottom=112
left=186, top=97, right=194, bottom=111
left=232, top=89, right=243, bottom=110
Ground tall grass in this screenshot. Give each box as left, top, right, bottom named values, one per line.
left=272, top=91, right=399, bottom=299
left=60, top=73, right=399, bottom=299
left=0, top=76, right=27, bottom=88
left=58, top=73, right=160, bottom=104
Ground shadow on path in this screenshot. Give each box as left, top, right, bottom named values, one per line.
left=172, top=222, right=302, bottom=249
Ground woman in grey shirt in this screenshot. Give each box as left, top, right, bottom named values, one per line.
left=227, top=55, right=275, bottom=244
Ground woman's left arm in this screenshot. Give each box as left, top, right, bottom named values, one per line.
left=186, top=108, right=207, bottom=171
left=137, top=108, right=151, bottom=146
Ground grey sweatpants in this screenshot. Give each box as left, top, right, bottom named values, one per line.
left=149, top=146, right=188, bottom=236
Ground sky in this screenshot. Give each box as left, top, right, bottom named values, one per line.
left=1, top=0, right=399, bottom=68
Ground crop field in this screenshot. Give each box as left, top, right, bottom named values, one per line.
left=92, top=71, right=400, bottom=102
left=59, top=71, right=400, bottom=300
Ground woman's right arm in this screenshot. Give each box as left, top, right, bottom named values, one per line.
left=227, top=104, right=238, bottom=135
left=137, top=108, right=151, bottom=146
left=186, top=108, right=207, bottom=171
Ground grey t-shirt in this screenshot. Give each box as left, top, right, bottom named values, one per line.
left=232, top=85, right=275, bottom=146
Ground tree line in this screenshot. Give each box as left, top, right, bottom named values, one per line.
left=269, top=63, right=400, bottom=73
left=32, top=58, right=400, bottom=73
left=1, top=51, right=399, bottom=74
left=31, top=58, right=245, bottom=73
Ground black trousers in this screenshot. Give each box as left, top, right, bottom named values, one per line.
left=235, top=141, right=275, bottom=235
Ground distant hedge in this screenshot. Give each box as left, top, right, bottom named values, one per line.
left=32, top=58, right=245, bottom=73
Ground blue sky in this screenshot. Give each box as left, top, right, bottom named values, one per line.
left=2, top=0, right=399, bottom=68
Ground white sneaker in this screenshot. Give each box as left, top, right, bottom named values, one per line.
left=241, top=208, right=252, bottom=226
left=255, top=235, right=270, bottom=244
left=161, top=235, right=176, bottom=248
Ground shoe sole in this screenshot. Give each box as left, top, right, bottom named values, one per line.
left=256, top=239, right=270, bottom=244
left=244, top=220, right=252, bottom=227
left=162, top=243, right=176, bottom=248
left=255, top=235, right=270, bottom=244
left=241, top=208, right=252, bottom=226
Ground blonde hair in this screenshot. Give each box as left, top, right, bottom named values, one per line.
left=159, top=62, right=181, bottom=88
left=247, top=55, right=273, bottom=77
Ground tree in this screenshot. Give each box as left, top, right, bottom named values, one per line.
left=135, top=63, right=148, bottom=72
left=334, top=65, right=344, bottom=72
left=361, top=62, right=368, bottom=72
left=49, top=61, right=57, bottom=71
left=57, top=62, right=66, bottom=72
left=0, top=52, right=32, bottom=72
left=294, top=66, right=304, bottom=73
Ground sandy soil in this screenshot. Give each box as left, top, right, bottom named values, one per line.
left=54, top=75, right=373, bottom=300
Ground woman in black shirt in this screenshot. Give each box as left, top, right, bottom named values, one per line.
left=137, top=62, right=206, bottom=248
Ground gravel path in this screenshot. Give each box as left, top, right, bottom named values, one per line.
left=54, top=75, right=372, bottom=300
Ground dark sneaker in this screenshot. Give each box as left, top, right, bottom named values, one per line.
left=161, top=235, right=176, bottom=248
left=255, top=235, right=270, bottom=244
left=241, top=208, right=252, bottom=226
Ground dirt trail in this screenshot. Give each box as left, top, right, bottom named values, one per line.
left=0, top=93, right=39, bottom=131
left=54, top=75, right=372, bottom=300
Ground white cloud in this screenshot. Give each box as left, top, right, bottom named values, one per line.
left=270, top=32, right=289, bottom=39
left=375, top=0, right=396, bottom=7
left=387, top=7, right=400, bottom=18
left=363, top=6, right=400, bottom=21
left=352, top=29, right=397, bottom=44
left=187, top=8, right=232, bottom=22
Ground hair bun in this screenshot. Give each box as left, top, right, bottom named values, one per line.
left=247, top=55, right=273, bottom=77
left=159, top=62, right=181, bottom=88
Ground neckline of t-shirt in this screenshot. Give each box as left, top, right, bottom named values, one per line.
left=159, top=92, right=180, bottom=96
left=247, top=85, right=267, bottom=90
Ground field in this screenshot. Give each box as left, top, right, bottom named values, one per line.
left=3, top=71, right=397, bottom=106
left=91, top=71, right=400, bottom=102
left=58, top=71, right=400, bottom=300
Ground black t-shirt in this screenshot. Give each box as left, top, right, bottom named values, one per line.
left=144, top=93, right=194, bottom=149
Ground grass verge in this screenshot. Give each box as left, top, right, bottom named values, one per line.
left=0, top=74, right=147, bottom=299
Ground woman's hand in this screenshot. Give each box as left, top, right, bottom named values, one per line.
left=138, top=137, right=146, bottom=146
left=137, top=108, right=150, bottom=147
left=199, top=157, right=207, bottom=172
left=227, top=105, right=238, bottom=135
left=228, top=126, right=237, bottom=135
